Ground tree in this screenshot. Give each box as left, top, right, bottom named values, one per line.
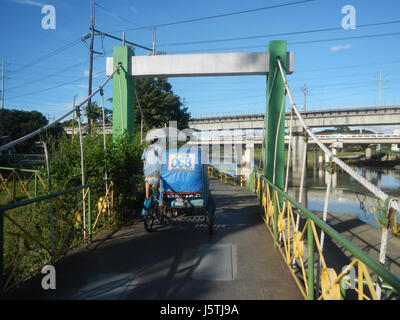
left=85, top=101, right=112, bottom=131
left=0, top=109, right=48, bottom=139
left=108, top=78, right=190, bottom=132
left=0, top=109, right=64, bottom=152
left=134, top=78, right=190, bottom=131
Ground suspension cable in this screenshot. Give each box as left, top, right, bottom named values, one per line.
left=0, top=65, right=121, bottom=153
left=134, top=87, right=148, bottom=144
left=284, top=109, right=294, bottom=193
left=272, top=88, right=286, bottom=185
left=117, top=70, right=125, bottom=132
left=276, top=56, right=398, bottom=299
left=99, top=88, right=111, bottom=217
left=76, top=101, right=86, bottom=240
left=275, top=57, right=400, bottom=214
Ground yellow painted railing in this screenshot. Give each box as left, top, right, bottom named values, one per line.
left=252, top=171, right=400, bottom=300
left=208, top=165, right=400, bottom=299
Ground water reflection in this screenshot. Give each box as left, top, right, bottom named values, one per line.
left=289, top=165, right=400, bottom=229
left=306, top=165, right=400, bottom=196
left=210, top=157, right=399, bottom=229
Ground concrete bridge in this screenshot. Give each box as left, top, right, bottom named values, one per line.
left=190, top=133, right=400, bottom=146
left=188, top=105, right=400, bottom=131
left=63, top=125, right=113, bottom=135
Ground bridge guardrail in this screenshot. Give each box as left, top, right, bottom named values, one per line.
left=251, top=169, right=400, bottom=300
left=208, top=165, right=249, bottom=187
left=0, top=179, right=114, bottom=295
left=0, top=167, right=47, bottom=205
left=209, top=163, right=400, bottom=299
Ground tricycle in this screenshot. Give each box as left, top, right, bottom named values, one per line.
left=142, top=147, right=216, bottom=234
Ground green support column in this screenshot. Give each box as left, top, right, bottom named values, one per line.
left=112, top=46, right=135, bottom=139
left=265, top=41, right=287, bottom=190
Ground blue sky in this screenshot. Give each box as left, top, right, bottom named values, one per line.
left=1, top=0, right=400, bottom=131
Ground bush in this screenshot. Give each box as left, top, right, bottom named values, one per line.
left=2, top=131, right=146, bottom=292
left=41, top=131, right=146, bottom=223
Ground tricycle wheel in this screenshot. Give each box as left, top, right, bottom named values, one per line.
left=143, top=215, right=154, bottom=232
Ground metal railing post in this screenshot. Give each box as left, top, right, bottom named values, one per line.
left=88, top=187, right=92, bottom=242
left=273, top=198, right=278, bottom=248
left=307, top=218, right=315, bottom=299
left=34, top=173, right=38, bottom=197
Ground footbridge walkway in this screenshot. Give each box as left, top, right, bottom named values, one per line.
left=1, top=40, right=400, bottom=300
left=4, top=178, right=303, bottom=300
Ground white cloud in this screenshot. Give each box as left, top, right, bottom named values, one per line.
left=330, top=44, right=351, bottom=52
left=8, top=0, right=45, bottom=7
left=83, top=70, right=102, bottom=78
left=77, top=84, right=88, bottom=89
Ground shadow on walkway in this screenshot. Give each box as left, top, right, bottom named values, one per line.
left=4, top=179, right=303, bottom=300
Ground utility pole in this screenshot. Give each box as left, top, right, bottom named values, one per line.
left=1, top=56, right=4, bottom=109
left=377, top=69, right=387, bottom=106
left=378, top=69, right=382, bottom=105
left=302, top=83, right=308, bottom=112
left=152, top=26, right=156, bottom=55
left=87, top=0, right=95, bottom=130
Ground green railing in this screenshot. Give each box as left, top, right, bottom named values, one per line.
left=0, top=167, right=47, bottom=205
left=251, top=170, right=400, bottom=300
left=0, top=178, right=114, bottom=295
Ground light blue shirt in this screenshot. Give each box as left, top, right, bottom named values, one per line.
left=141, top=143, right=164, bottom=176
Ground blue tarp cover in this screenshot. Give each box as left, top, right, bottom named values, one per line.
left=160, top=148, right=209, bottom=203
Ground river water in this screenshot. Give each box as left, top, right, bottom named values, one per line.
left=292, top=165, right=400, bottom=228
left=211, top=159, right=400, bottom=229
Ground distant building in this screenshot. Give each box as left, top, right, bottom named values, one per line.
left=391, top=129, right=400, bottom=152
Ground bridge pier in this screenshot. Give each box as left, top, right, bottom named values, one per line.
left=234, top=141, right=254, bottom=179
left=291, top=127, right=307, bottom=181
left=291, top=126, right=308, bottom=205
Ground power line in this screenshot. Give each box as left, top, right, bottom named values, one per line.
left=6, top=59, right=90, bottom=93
left=92, top=28, right=153, bottom=51
left=6, top=77, right=86, bottom=100
left=95, top=2, right=143, bottom=28
left=6, top=70, right=105, bottom=100
left=157, top=19, right=400, bottom=47
left=289, top=31, right=400, bottom=45
left=167, top=31, right=400, bottom=53
left=6, top=70, right=87, bottom=79
left=108, top=0, right=316, bottom=33
left=12, top=38, right=83, bottom=74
